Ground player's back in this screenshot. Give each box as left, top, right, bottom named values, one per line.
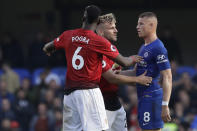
left=54, top=28, right=119, bottom=89
left=136, top=39, right=170, bottom=98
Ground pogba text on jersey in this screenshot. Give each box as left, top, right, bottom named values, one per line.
left=72, top=36, right=90, bottom=44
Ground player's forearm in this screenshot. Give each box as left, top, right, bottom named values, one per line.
left=113, top=54, right=134, bottom=67
left=113, top=74, right=138, bottom=84
left=120, top=69, right=136, bottom=76
left=43, top=41, right=56, bottom=54
left=102, top=70, right=137, bottom=85
left=161, top=70, right=172, bottom=103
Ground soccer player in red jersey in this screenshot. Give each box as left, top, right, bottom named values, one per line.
left=43, top=5, right=142, bottom=131
left=96, top=13, right=152, bottom=131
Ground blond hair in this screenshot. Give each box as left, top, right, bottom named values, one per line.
left=99, top=13, right=116, bottom=24
left=139, top=12, right=157, bottom=19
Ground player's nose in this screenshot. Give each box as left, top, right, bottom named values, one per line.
left=114, top=28, right=118, bottom=33
left=136, top=25, right=140, bottom=30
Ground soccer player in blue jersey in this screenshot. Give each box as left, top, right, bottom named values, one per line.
left=136, top=12, right=172, bottom=130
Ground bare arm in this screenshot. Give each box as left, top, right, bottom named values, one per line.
left=161, top=69, right=172, bottom=104
left=43, top=41, right=56, bottom=56
left=119, top=70, right=136, bottom=76
left=119, top=64, right=137, bottom=76
left=102, top=69, right=152, bottom=86
left=160, top=69, right=172, bottom=122
left=113, top=54, right=142, bottom=67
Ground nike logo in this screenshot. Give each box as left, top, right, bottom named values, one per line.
left=143, top=123, right=149, bottom=126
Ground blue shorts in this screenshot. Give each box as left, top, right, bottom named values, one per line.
left=137, top=89, right=164, bottom=130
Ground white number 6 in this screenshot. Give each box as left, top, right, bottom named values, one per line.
left=72, top=47, right=84, bottom=70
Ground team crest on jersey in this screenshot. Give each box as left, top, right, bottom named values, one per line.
left=111, top=45, right=116, bottom=52
left=102, top=60, right=106, bottom=68
left=144, top=52, right=149, bottom=57
left=57, top=37, right=60, bottom=42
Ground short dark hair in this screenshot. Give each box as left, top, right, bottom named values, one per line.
left=84, top=5, right=101, bottom=24
left=139, top=12, right=157, bottom=18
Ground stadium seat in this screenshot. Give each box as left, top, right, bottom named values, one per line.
left=51, top=67, right=67, bottom=86
left=13, top=68, right=31, bottom=84
left=32, top=68, right=44, bottom=85
left=0, top=69, right=3, bottom=76
left=32, top=67, right=67, bottom=86
left=177, top=66, right=197, bottom=77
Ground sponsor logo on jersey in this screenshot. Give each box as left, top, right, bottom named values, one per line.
left=157, top=54, right=168, bottom=64
left=72, top=36, right=89, bottom=44
left=138, top=60, right=147, bottom=67
left=157, top=54, right=165, bottom=61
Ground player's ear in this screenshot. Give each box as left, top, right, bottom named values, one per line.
left=96, top=27, right=104, bottom=36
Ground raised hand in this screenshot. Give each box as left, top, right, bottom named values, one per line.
left=131, top=55, right=143, bottom=64
left=42, top=41, right=56, bottom=56
left=43, top=46, right=51, bottom=56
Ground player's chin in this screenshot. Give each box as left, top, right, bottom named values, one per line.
left=138, top=34, right=143, bottom=38
left=112, top=37, right=117, bottom=42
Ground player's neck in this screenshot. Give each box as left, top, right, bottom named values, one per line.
left=82, top=22, right=97, bottom=32
left=144, top=34, right=157, bottom=45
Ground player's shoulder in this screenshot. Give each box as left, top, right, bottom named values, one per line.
left=152, top=39, right=167, bottom=52
left=152, top=39, right=164, bottom=47
left=62, top=29, right=79, bottom=34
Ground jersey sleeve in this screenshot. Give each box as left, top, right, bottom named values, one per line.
left=102, top=57, right=111, bottom=73
left=90, top=38, right=120, bottom=60
left=54, top=31, right=67, bottom=50
left=154, top=46, right=171, bottom=71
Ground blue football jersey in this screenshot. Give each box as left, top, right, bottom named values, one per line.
left=136, top=39, right=171, bottom=98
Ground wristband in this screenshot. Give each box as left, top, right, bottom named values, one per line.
left=162, top=101, right=168, bottom=106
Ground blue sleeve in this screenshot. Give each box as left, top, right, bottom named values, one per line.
left=190, top=116, right=197, bottom=128
left=154, top=46, right=171, bottom=71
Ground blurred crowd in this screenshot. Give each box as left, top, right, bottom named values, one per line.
left=0, top=31, right=66, bottom=70
left=0, top=27, right=197, bottom=131
left=0, top=63, right=64, bottom=131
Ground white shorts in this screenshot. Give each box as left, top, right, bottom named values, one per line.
left=63, top=88, right=109, bottom=131
left=106, top=106, right=128, bottom=131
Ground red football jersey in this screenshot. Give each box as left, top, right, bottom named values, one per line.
left=54, top=28, right=119, bottom=89
left=99, top=45, right=121, bottom=94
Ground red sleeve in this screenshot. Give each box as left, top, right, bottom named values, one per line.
left=90, top=37, right=119, bottom=60
left=54, top=31, right=67, bottom=50
left=102, top=56, right=111, bottom=73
